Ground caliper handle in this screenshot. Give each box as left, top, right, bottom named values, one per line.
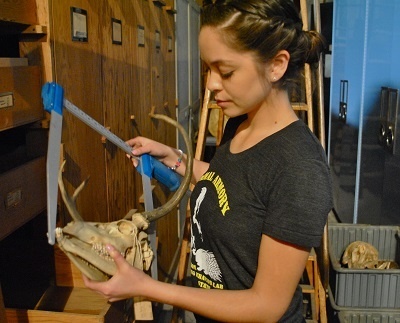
left=136, top=154, right=181, bottom=192
left=42, top=82, right=64, bottom=115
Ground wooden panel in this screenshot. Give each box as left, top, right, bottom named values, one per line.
left=148, top=1, right=179, bottom=282
left=131, top=0, right=153, bottom=218
left=18, top=0, right=53, bottom=83
left=0, top=66, right=42, bottom=131
left=101, top=0, right=141, bottom=221
left=165, top=0, right=175, bottom=9
left=36, top=0, right=53, bottom=82
left=54, top=245, right=86, bottom=288
left=51, top=0, right=107, bottom=223
left=51, top=0, right=179, bottom=281
left=35, top=286, right=109, bottom=315
left=0, top=156, right=46, bottom=240
left=0, top=0, right=38, bottom=24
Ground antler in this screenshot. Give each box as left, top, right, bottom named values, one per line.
left=59, top=113, right=192, bottom=224
left=58, top=160, right=85, bottom=222
left=141, top=112, right=193, bottom=222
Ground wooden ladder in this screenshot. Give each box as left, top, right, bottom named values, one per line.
left=172, top=0, right=328, bottom=321
left=293, top=0, right=328, bottom=322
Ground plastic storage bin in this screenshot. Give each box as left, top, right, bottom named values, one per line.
left=338, top=310, right=400, bottom=323
left=328, top=224, right=400, bottom=309
left=328, top=286, right=400, bottom=322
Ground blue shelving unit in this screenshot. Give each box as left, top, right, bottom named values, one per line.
left=328, top=0, right=400, bottom=224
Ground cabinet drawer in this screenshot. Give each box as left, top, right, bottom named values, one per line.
left=4, top=246, right=128, bottom=322
left=0, top=0, right=38, bottom=25
left=0, top=156, right=46, bottom=240
left=0, top=66, right=43, bottom=131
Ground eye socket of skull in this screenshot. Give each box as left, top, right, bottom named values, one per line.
left=117, top=221, right=136, bottom=235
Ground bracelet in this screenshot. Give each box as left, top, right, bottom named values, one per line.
left=169, top=149, right=183, bottom=171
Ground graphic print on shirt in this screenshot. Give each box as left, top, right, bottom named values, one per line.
left=191, top=186, right=222, bottom=284
left=191, top=171, right=232, bottom=290
left=192, top=187, right=206, bottom=242
left=197, top=171, right=230, bottom=216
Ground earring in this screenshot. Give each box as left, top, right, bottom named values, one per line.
left=272, top=76, right=277, bottom=82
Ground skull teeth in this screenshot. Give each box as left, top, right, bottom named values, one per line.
left=92, top=243, right=112, bottom=262
left=91, top=243, right=124, bottom=262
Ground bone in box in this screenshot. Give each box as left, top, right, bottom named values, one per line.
left=328, top=224, right=400, bottom=309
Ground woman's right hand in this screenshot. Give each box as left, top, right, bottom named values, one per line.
left=126, top=136, right=209, bottom=183
left=127, top=136, right=171, bottom=158
left=126, top=136, right=181, bottom=170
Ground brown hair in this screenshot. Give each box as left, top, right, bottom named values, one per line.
left=201, top=0, right=325, bottom=90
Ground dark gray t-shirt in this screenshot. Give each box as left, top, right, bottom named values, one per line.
left=190, top=117, right=333, bottom=322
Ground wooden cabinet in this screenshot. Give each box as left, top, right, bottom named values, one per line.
left=0, top=157, right=46, bottom=240
left=0, top=66, right=42, bottom=131
left=0, top=0, right=49, bottom=239
left=0, top=0, right=38, bottom=24
left=1, top=0, right=181, bottom=320
left=0, top=1, right=52, bottom=320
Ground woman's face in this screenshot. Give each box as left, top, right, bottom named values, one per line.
left=199, top=26, right=271, bottom=118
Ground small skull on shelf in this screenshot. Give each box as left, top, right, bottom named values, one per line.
left=341, top=241, right=379, bottom=269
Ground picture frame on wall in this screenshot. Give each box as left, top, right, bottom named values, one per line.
left=112, top=18, right=122, bottom=45
left=71, top=7, right=88, bottom=42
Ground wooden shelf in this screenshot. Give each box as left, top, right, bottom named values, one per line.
left=0, top=0, right=38, bottom=26
left=0, top=20, right=47, bottom=42
left=21, top=24, right=47, bottom=36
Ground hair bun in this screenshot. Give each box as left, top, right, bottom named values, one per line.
left=304, top=30, right=326, bottom=64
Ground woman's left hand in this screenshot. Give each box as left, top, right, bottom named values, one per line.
left=82, top=244, right=152, bottom=302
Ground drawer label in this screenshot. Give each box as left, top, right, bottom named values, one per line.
left=5, top=188, right=22, bottom=209
left=0, top=92, right=14, bottom=109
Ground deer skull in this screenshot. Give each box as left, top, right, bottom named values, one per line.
left=55, top=112, right=193, bottom=282
left=56, top=215, right=151, bottom=281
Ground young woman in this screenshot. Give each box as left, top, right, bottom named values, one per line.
left=83, top=1, right=333, bottom=322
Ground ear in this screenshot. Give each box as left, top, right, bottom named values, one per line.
left=270, top=50, right=290, bottom=82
